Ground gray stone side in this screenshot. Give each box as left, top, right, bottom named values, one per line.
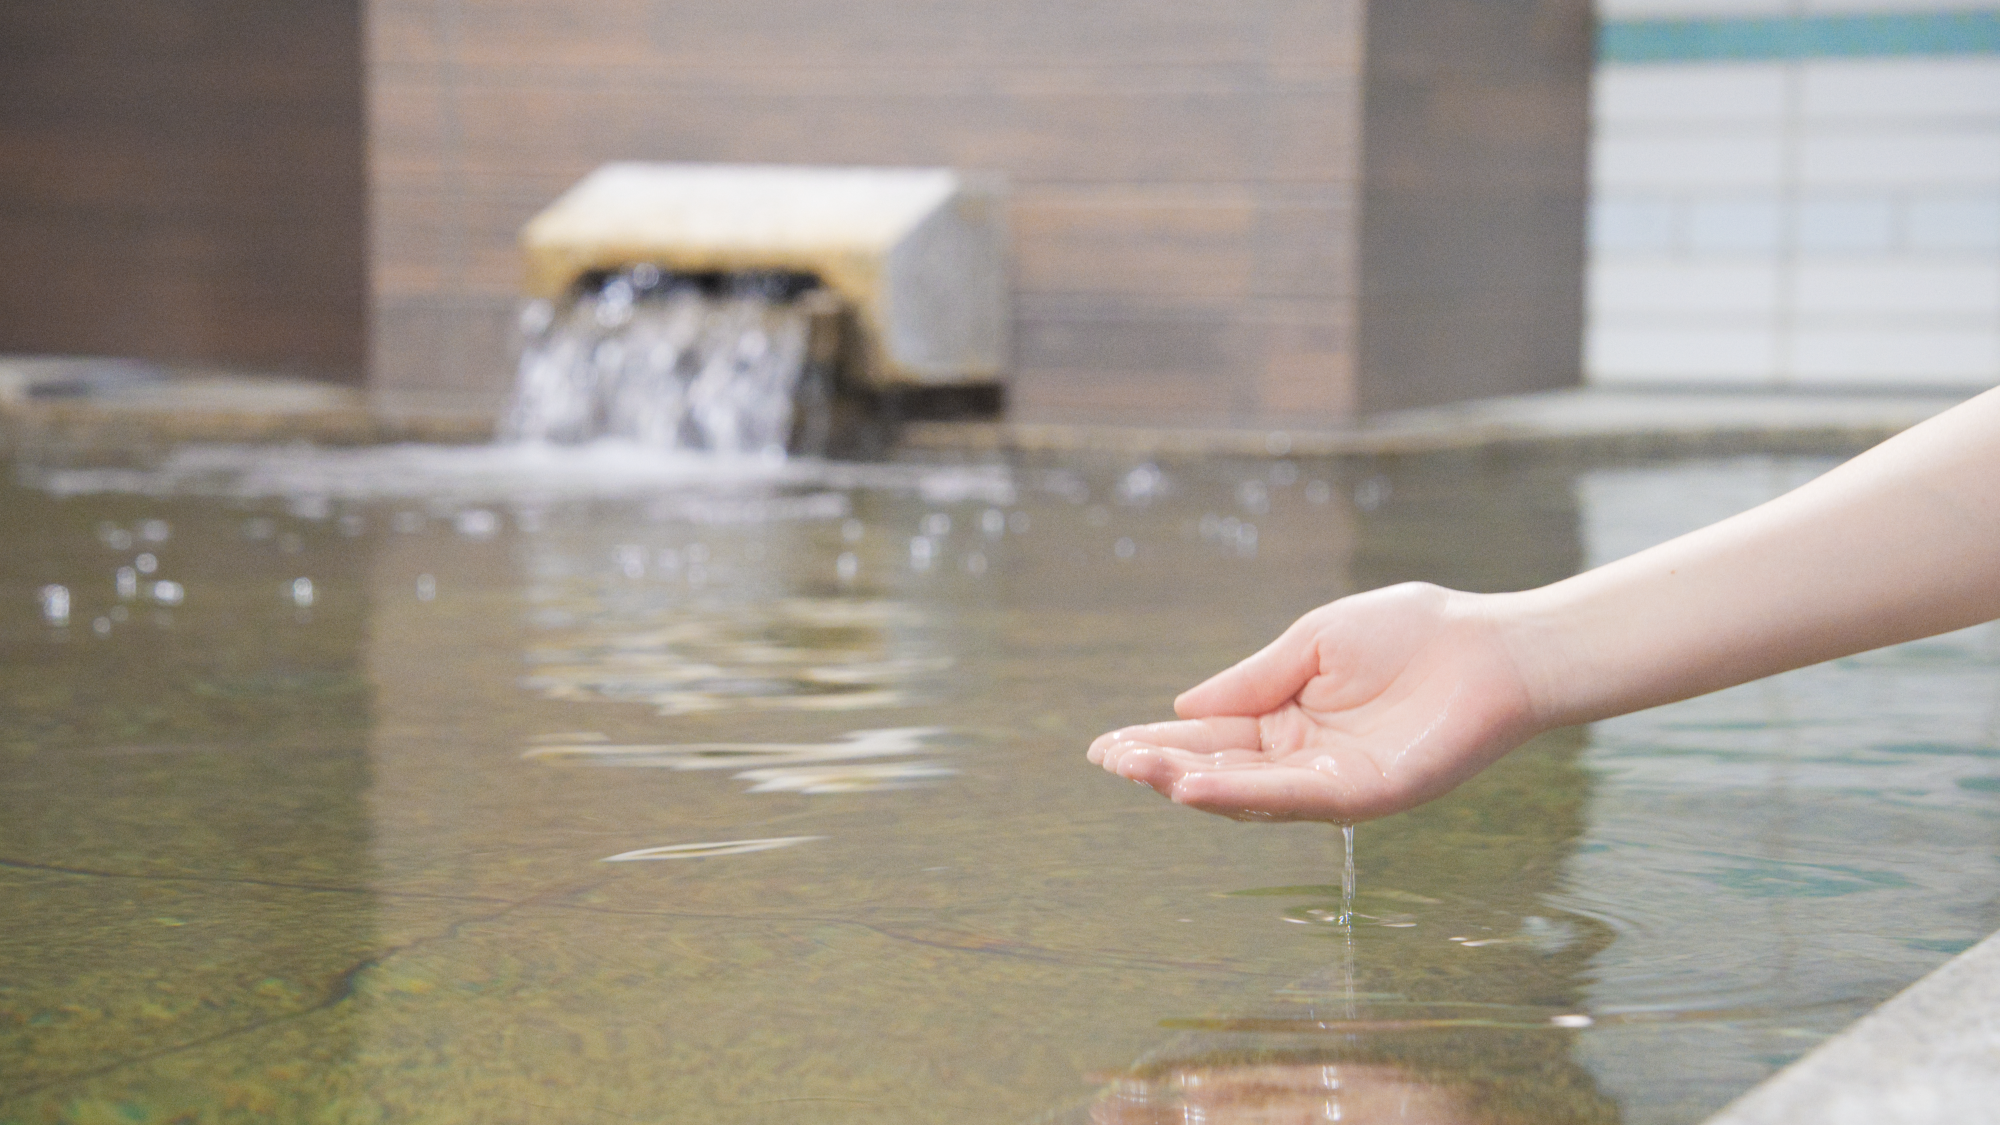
left=1356, top=0, right=1594, bottom=414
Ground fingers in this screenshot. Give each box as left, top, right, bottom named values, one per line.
left=1170, top=765, right=1360, bottom=823
left=1173, top=608, right=1327, bottom=720
left=1088, top=718, right=1265, bottom=799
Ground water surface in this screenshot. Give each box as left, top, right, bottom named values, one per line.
left=4, top=447, right=1997, bottom=1124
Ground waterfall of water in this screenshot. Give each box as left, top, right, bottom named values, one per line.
left=504, top=267, right=825, bottom=456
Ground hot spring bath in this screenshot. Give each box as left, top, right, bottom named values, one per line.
left=4, top=444, right=1997, bottom=1124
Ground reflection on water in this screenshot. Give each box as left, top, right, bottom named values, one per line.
left=4, top=447, right=1999, bottom=1124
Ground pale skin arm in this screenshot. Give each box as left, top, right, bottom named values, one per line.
left=1088, top=385, right=2000, bottom=824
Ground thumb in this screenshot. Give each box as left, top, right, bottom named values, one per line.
left=1174, top=609, right=1324, bottom=719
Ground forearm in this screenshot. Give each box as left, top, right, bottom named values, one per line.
left=1502, top=387, right=2000, bottom=730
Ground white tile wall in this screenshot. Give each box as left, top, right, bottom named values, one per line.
left=1596, top=134, right=1790, bottom=190
left=1800, top=128, right=2000, bottom=188
left=1597, top=64, right=1790, bottom=123
left=1588, top=18, right=2000, bottom=389
left=1593, top=260, right=1785, bottom=314
left=1589, top=325, right=1782, bottom=383
left=1803, top=58, right=2000, bottom=120
left=1791, top=260, right=2000, bottom=316
left=1790, top=328, right=2000, bottom=381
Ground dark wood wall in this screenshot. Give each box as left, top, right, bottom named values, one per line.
left=0, top=0, right=368, bottom=382
left=368, top=0, right=1371, bottom=422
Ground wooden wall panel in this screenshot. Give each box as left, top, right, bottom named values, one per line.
left=0, top=0, right=368, bottom=382
left=366, top=0, right=1587, bottom=425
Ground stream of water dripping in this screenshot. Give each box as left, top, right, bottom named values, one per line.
left=504, top=266, right=819, bottom=456
left=1338, top=823, right=1356, bottom=926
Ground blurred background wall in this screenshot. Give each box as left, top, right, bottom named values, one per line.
left=0, top=0, right=370, bottom=384
left=1587, top=1, right=2000, bottom=389
left=365, top=0, right=1591, bottom=425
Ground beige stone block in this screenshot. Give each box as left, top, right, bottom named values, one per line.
left=520, top=163, right=1009, bottom=387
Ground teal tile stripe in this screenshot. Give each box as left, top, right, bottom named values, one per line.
left=1600, top=11, right=2000, bottom=63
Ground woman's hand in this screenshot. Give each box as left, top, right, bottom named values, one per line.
left=1087, top=583, right=1545, bottom=824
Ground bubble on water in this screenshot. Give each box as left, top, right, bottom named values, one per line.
left=836, top=552, right=859, bottom=583
left=965, top=551, right=988, bottom=575
left=909, top=536, right=934, bottom=570
left=151, top=581, right=184, bottom=606
left=922, top=512, right=951, bottom=537
left=1237, top=479, right=1270, bottom=515
left=980, top=508, right=1005, bottom=538
left=134, top=553, right=158, bottom=575
left=1355, top=476, right=1391, bottom=512
left=138, top=519, right=171, bottom=543
left=842, top=518, right=864, bottom=543
left=615, top=545, right=646, bottom=579
left=1117, top=463, right=1165, bottom=503
left=416, top=573, right=437, bottom=602
left=93, top=617, right=111, bottom=636
left=1008, top=510, right=1030, bottom=534
left=1305, top=480, right=1332, bottom=505
left=455, top=509, right=500, bottom=539
left=39, top=585, right=70, bottom=626
left=1114, top=537, right=1136, bottom=560
left=291, top=578, right=315, bottom=608
left=115, top=567, right=138, bottom=599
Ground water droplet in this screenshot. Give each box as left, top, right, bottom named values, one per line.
left=1354, top=476, right=1391, bottom=512
left=836, top=552, right=859, bottom=583
left=115, top=567, right=138, bottom=599
left=151, top=581, right=184, bottom=606
left=39, top=585, right=69, bottom=626
left=455, top=509, right=499, bottom=539
left=134, top=553, right=158, bottom=575
left=1114, top=537, right=1136, bottom=560
left=290, top=578, right=315, bottom=608
left=415, top=574, right=437, bottom=601
left=1237, top=479, right=1270, bottom=515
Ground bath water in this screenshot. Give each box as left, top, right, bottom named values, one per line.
left=5, top=445, right=1999, bottom=1124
